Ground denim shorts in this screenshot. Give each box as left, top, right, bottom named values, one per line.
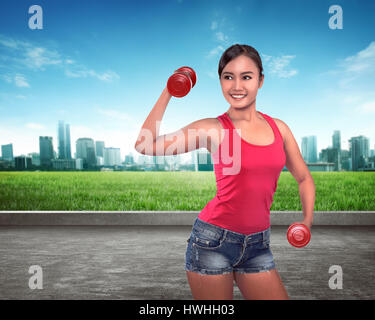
left=185, top=217, right=276, bottom=275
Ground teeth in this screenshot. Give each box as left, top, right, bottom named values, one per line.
left=231, top=95, right=245, bottom=98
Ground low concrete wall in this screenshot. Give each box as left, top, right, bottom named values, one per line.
left=0, top=211, right=374, bottom=226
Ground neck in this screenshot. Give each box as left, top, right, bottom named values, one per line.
left=227, top=102, right=260, bottom=122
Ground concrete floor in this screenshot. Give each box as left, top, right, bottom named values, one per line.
left=0, top=225, right=374, bottom=300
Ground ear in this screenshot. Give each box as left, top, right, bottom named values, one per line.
left=258, top=74, right=264, bottom=89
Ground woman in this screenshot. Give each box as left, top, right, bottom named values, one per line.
left=134, top=44, right=315, bottom=300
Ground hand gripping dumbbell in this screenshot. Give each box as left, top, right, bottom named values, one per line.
left=167, top=66, right=197, bottom=98
left=287, top=223, right=311, bottom=248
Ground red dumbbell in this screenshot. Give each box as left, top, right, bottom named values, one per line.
left=167, top=66, right=197, bottom=98
left=287, top=223, right=311, bottom=248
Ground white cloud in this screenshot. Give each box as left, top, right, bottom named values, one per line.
left=215, top=32, right=229, bottom=43
left=2, top=73, right=30, bottom=88
left=262, top=54, right=298, bottom=78
left=0, top=34, right=120, bottom=84
left=206, top=12, right=232, bottom=60
left=94, top=70, right=120, bottom=82
left=0, top=35, right=28, bottom=49
left=26, top=122, right=45, bottom=129
left=23, top=46, right=62, bottom=70
left=14, top=74, right=30, bottom=87
left=65, top=68, right=120, bottom=82
left=206, top=45, right=225, bottom=58
left=340, top=41, right=375, bottom=74
left=333, top=41, right=375, bottom=89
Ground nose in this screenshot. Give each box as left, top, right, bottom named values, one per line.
left=233, top=78, right=242, bottom=90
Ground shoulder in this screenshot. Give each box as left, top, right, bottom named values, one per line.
left=271, top=118, right=291, bottom=144
left=196, top=117, right=223, bottom=131
left=182, top=118, right=223, bottom=141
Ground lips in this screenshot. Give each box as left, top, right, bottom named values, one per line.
left=230, top=94, right=247, bottom=100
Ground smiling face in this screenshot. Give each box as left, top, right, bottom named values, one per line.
left=220, top=54, right=264, bottom=109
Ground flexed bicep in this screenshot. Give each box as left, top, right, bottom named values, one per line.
left=135, top=118, right=218, bottom=156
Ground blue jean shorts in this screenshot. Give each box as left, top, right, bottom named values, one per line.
left=185, top=217, right=276, bottom=275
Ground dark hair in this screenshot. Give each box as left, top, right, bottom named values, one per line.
left=218, top=44, right=264, bottom=80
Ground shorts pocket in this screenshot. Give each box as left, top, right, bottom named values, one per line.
left=191, top=228, right=226, bottom=250
left=261, top=238, right=270, bottom=249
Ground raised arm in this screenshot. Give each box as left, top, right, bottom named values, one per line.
left=134, top=87, right=217, bottom=156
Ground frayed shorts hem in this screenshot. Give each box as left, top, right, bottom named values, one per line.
left=185, top=264, right=276, bottom=275
left=233, top=264, right=276, bottom=274
left=184, top=264, right=233, bottom=275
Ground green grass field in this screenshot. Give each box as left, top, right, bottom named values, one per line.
left=0, top=171, right=374, bottom=211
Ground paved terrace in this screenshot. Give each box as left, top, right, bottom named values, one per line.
left=0, top=211, right=374, bottom=300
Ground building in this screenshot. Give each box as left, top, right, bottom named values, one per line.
left=95, top=141, right=105, bottom=158
left=57, top=120, right=72, bottom=159
left=103, top=147, right=122, bottom=166
left=341, top=150, right=351, bottom=171
left=96, top=156, right=104, bottom=166
left=76, top=158, right=83, bottom=170
left=1, top=144, right=14, bottom=161
left=196, top=149, right=213, bottom=171
left=52, top=159, right=76, bottom=170
left=349, top=135, right=369, bottom=171
left=307, top=162, right=335, bottom=172
left=39, top=136, right=54, bottom=167
left=15, top=156, right=32, bottom=170
left=124, top=153, right=135, bottom=165
left=76, top=138, right=96, bottom=168
left=191, top=150, right=198, bottom=171
left=321, top=147, right=341, bottom=171
left=301, top=136, right=317, bottom=164
left=332, top=130, right=341, bottom=153
left=27, top=152, right=41, bottom=166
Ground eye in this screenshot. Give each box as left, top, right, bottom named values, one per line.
left=223, top=75, right=252, bottom=80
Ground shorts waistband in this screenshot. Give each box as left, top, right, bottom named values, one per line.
left=194, top=217, right=270, bottom=243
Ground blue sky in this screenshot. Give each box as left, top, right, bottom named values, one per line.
left=1, top=0, right=374, bottom=160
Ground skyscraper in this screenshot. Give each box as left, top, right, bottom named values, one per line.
left=349, top=135, right=369, bottom=171
left=1, top=144, right=14, bottom=161
left=58, top=120, right=72, bottom=159
left=332, top=130, right=341, bottom=152
left=103, top=147, right=122, bottom=166
left=332, top=130, right=342, bottom=171
left=76, top=138, right=96, bottom=168
left=65, top=123, right=72, bottom=159
left=301, top=136, right=317, bottom=164
left=95, top=141, right=105, bottom=157
left=39, top=136, right=54, bottom=167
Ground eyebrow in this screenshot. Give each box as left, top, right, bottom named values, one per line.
left=222, top=71, right=254, bottom=75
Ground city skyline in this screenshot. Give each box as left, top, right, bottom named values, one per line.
left=1, top=119, right=374, bottom=165
left=0, top=0, right=374, bottom=158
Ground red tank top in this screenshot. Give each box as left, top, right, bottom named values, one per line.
left=197, top=111, right=286, bottom=234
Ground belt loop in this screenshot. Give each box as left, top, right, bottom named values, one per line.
left=223, top=229, right=227, bottom=241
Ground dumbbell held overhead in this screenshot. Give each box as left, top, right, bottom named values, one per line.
left=167, top=66, right=197, bottom=98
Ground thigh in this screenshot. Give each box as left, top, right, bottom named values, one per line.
left=233, top=269, right=289, bottom=300
left=186, top=271, right=234, bottom=300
